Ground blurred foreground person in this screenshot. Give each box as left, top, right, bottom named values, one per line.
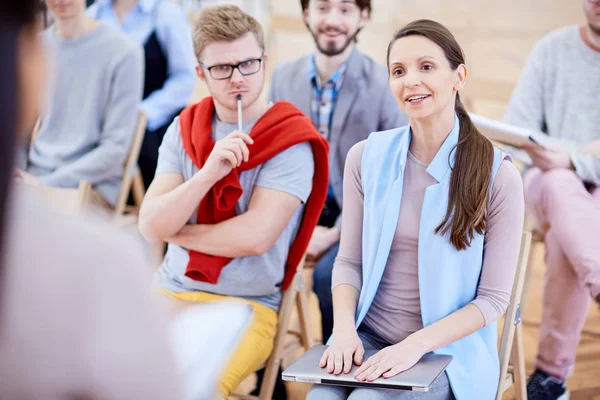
left=0, top=1, right=184, bottom=398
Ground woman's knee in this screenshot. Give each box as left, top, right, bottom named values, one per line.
left=348, top=387, right=391, bottom=399
left=307, top=383, right=348, bottom=400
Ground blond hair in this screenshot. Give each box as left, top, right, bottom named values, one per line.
left=193, top=5, right=265, bottom=61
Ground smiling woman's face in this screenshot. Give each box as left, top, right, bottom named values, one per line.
left=387, top=35, right=466, bottom=121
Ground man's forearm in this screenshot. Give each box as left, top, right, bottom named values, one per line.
left=166, top=212, right=267, bottom=258
left=139, top=171, right=216, bottom=241
left=166, top=185, right=302, bottom=257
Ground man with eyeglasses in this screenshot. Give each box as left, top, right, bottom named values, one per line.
left=138, top=5, right=329, bottom=398
left=270, top=0, right=407, bottom=346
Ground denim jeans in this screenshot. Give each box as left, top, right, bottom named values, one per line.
left=312, top=242, right=340, bottom=343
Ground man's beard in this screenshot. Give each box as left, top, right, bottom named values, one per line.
left=310, top=28, right=358, bottom=57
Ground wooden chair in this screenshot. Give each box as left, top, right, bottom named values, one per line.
left=17, top=180, right=93, bottom=216
left=29, top=113, right=148, bottom=219
left=497, top=231, right=533, bottom=400
left=518, top=213, right=547, bottom=317
left=230, top=256, right=315, bottom=400
left=113, top=112, right=147, bottom=218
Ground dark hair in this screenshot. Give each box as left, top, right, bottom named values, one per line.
left=300, top=0, right=372, bottom=14
left=0, top=0, right=41, bottom=280
left=300, top=0, right=371, bottom=45
left=387, top=19, right=494, bottom=251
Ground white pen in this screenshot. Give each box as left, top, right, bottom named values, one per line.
left=237, top=94, right=243, bottom=132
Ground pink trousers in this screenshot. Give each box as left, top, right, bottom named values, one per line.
left=524, top=168, right=600, bottom=380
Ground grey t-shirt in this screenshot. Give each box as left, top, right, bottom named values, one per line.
left=154, top=114, right=315, bottom=310
left=27, top=24, right=144, bottom=205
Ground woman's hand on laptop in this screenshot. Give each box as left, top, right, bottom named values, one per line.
left=354, top=338, right=425, bottom=382
left=319, top=328, right=364, bottom=376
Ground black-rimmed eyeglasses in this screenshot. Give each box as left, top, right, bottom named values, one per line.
left=200, top=55, right=264, bottom=80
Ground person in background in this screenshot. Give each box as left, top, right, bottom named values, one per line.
left=504, top=1, right=600, bottom=398
left=138, top=5, right=329, bottom=398
left=0, top=1, right=184, bottom=398
left=20, top=0, right=143, bottom=207
left=308, top=19, right=524, bottom=399
left=270, top=0, right=407, bottom=347
left=88, top=0, right=197, bottom=189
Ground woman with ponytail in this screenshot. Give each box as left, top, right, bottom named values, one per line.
left=0, top=2, right=183, bottom=397
left=308, top=20, right=524, bottom=400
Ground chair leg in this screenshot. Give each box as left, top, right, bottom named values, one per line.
left=132, top=171, right=145, bottom=208
left=296, top=284, right=315, bottom=349
left=258, top=287, right=299, bottom=400
left=520, top=240, right=539, bottom=316
left=511, top=323, right=528, bottom=400
left=258, top=362, right=281, bottom=400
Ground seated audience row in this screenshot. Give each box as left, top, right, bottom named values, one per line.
left=9, top=0, right=600, bottom=399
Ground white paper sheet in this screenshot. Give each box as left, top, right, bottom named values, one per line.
left=169, top=301, right=253, bottom=399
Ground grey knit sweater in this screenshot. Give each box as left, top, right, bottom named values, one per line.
left=28, top=23, right=144, bottom=204
left=504, top=25, right=600, bottom=185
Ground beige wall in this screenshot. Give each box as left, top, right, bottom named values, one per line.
left=267, top=0, right=585, bottom=119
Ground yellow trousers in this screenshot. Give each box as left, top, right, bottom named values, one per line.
left=164, top=290, right=278, bottom=396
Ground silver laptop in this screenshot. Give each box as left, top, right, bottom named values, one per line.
left=282, top=345, right=452, bottom=392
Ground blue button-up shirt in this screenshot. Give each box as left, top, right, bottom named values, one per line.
left=309, top=57, right=347, bottom=205
left=309, top=56, right=347, bottom=141
left=88, top=0, right=197, bottom=131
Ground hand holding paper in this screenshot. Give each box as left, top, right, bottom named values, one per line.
left=521, top=142, right=574, bottom=171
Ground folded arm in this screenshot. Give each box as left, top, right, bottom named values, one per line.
left=167, top=141, right=315, bottom=257
left=138, top=170, right=216, bottom=242
left=166, top=186, right=302, bottom=257
left=139, top=125, right=254, bottom=242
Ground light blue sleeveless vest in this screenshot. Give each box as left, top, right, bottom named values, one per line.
left=358, top=115, right=509, bottom=400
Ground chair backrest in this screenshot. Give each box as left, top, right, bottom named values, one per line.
left=113, top=112, right=147, bottom=216
left=497, top=231, right=532, bottom=397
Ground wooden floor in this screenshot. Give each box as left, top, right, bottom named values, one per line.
left=235, top=241, right=600, bottom=399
